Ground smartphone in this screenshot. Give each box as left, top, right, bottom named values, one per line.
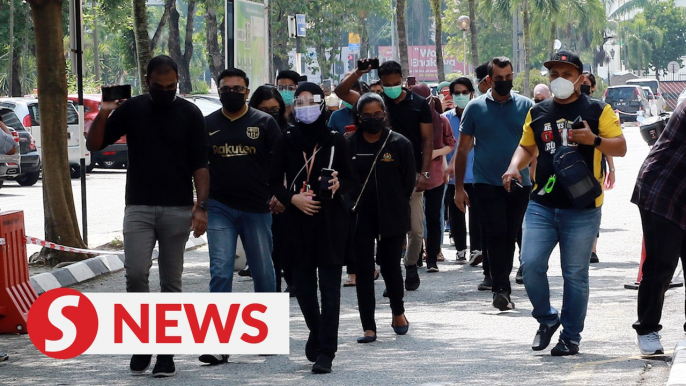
left=319, top=168, right=335, bottom=200
left=407, top=76, right=417, bottom=87
left=323, top=79, right=332, bottom=93
left=345, top=125, right=357, bottom=134
left=510, top=178, right=524, bottom=191
left=101, top=85, right=132, bottom=102
left=442, top=89, right=451, bottom=99
left=571, top=115, right=585, bottom=129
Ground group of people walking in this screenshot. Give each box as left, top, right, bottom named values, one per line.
left=84, top=49, right=686, bottom=377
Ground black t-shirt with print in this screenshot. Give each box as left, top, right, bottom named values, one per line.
left=383, top=89, right=432, bottom=171
left=103, top=95, right=208, bottom=206
left=355, top=138, right=382, bottom=210
left=206, top=107, right=283, bottom=213
left=521, top=96, right=622, bottom=209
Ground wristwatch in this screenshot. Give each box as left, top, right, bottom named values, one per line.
left=198, top=201, right=208, bottom=211
left=421, top=171, right=431, bottom=179
left=593, top=135, right=602, bottom=147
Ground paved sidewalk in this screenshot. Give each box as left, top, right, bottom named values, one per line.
left=1, top=127, right=682, bottom=385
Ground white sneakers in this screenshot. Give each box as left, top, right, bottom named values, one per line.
left=636, top=332, right=664, bottom=355
left=456, top=249, right=467, bottom=264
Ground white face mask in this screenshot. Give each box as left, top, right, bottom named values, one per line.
left=550, top=76, right=580, bottom=100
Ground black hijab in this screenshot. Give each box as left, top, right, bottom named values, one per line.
left=291, top=82, right=332, bottom=151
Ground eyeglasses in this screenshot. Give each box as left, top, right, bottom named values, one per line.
left=277, top=85, right=296, bottom=92
left=219, top=86, right=247, bottom=94
left=294, top=96, right=322, bottom=108
left=359, top=112, right=386, bottom=122
left=452, top=90, right=471, bottom=96
left=259, top=108, right=280, bottom=114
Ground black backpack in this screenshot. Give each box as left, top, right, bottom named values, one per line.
left=552, top=146, right=602, bottom=209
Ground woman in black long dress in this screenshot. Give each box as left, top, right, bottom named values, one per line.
left=347, top=93, right=415, bottom=343
left=269, top=82, right=355, bottom=374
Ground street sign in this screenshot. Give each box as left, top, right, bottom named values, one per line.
left=349, top=43, right=360, bottom=51
left=296, top=14, right=306, bottom=37
left=348, top=33, right=361, bottom=52
left=668, top=61, right=680, bottom=74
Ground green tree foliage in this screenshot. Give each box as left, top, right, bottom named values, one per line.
left=641, top=0, right=686, bottom=76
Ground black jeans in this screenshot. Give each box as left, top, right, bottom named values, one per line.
left=633, top=208, right=686, bottom=335
left=271, top=214, right=292, bottom=292
left=293, top=264, right=343, bottom=358
left=449, top=184, right=483, bottom=252
left=354, top=209, right=405, bottom=332
left=474, top=184, right=530, bottom=294
left=425, top=183, right=445, bottom=266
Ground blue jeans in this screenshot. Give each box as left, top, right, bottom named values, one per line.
left=207, top=199, right=276, bottom=293
left=521, top=201, right=601, bottom=344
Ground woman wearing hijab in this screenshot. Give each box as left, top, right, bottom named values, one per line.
left=348, top=93, right=415, bottom=344
left=269, top=82, right=355, bottom=374
left=533, top=84, right=552, bottom=104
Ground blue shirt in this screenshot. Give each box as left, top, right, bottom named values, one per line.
left=443, top=109, right=474, bottom=184
left=460, top=90, right=533, bottom=186
left=327, top=107, right=354, bottom=135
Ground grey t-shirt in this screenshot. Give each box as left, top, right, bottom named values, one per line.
left=0, top=130, right=17, bottom=155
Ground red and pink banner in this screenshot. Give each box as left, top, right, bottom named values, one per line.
left=378, top=46, right=470, bottom=81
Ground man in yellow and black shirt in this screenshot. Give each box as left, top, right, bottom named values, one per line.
left=503, top=51, right=626, bottom=357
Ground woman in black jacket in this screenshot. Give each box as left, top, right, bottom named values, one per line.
left=348, top=93, right=415, bottom=343
left=269, top=83, right=355, bottom=374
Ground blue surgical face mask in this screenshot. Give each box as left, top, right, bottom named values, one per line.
left=383, top=85, right=403, bottom=99
left=280, top=90, right=295, bottom=105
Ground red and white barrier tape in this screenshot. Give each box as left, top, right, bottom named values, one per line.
left=24, top=236, right=124, bottom=255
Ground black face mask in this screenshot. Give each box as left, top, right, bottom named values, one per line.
left=267, top=111, right=281, bottom=121
left=493, top=80, right=513, bottom=97
left=220, top=92, right=247, bottom=113
left=360, top=118, right=384, bottom=135
left=580, top=84, right=592, bottom=96
left=149, top=88, right=176, bottom=105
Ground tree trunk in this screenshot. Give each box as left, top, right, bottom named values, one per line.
left=522, top=0, right=531, bottom=98
left=396, top=0, right=410, bottom=78
left=11, top=49, right=22, bottom=97
left=431, top=0, right=445, bottom=81
left=28, top=0, right=88, bottom=264
left=151, top=0, right=175, bottom=53
left=315, top=45, right=334, bottom=80
left=360, top=17, right=369, bottom=59
left=168, top=0, right=195, bottom=94
left=93, top=0, right=100, bottom=82
left=23, top=7, right=31, bottom=95
left=206, top=4, right=224, bottom=82
left=9, top=0, right=15, bottom=96
left=468, top=0, right=479, bottom=68
left=548, top=20, right=556, bottom=59
left=132, top=0, right=152, bottom=93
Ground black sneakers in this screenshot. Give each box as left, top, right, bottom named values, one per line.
left=515, top=266, right=524, bottom=284
left=551, top=338, right=580, bottom=356
left=0, top=352, right=8, bottom=362
left=477, top=276, right=492, bottom=291
left=238, top=267, right=252, bottom=277
left=405, top=264, right=420, bottom=291
left=312, top=354, right=333, bottom=374
left=492, top=292, right=515, bottom=311
left=532, top=320, right=561, bottom=351
left=427, top=264, right=439, bottom=273
left=152, top=355, right=176, bottom=378
left=590, top=252, right=599, bottom=264
left=198, top=354, right=229, bottom=365
left=129, top=354, right=152, bottom=375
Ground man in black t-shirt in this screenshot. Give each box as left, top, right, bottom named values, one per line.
left=87, top=55, right=209, bottom=378
left=335, top=60, right=433, bottom=292
left=503, top=51, right=626, bottom=357
left=198, top=68, right=282, bottom=365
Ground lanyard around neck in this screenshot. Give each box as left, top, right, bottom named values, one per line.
left=302, top=145, right=319, bottom=184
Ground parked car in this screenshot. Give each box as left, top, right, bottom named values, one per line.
left=68, top=94, right=128, bottom=170
left=626, top=78, right=667, bottom=113
left=184, top=95, right=222, bottom=116
left=603, top=85, right=652, bottom=122
left=0, top=107, right=40, bottom=186
left=0, top=127, right=22, bottom=189
left=0, top=97, right=91, bottom=178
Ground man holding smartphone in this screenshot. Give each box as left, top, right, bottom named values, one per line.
left=503, top=51, right=625, bottom=356
left=87, top=55, right=209, bottom=378
left=335, top=60, right=433, bottom=291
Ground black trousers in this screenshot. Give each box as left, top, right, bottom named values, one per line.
left=293, top=264, right=342, bottom=358
left=448, top=183, right=483, bottom=253
left=354, top=209, right=405, bottom=332
left=425, top=183, right=446, bottom=266
left=271, top=214, right=292, bottom=292
left=474, top=184, right=530, bottom=294
left=633, top=208, right=686, bottom=335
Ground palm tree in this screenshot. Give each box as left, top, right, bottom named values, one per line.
left=610, top=0, right=649, bottom=18
left=623, top=14, right=662, bottom=76
left=396, top=0, right=410, bottom=77
left=430, top=0, right=445, bottom=80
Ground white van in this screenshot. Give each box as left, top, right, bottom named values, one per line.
left=0, top=98, right=90, bottom=178
left=626, top=79, right=666, bottom=113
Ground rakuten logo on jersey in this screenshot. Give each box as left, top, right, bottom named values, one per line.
left=27, top=289, right=289, bottom=359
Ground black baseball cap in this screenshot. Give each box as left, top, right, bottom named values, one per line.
left=544, top=51, right=583, bottom=74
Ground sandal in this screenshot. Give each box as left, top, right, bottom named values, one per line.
left=437, top=252, right=445, bottom=262
left=343, top=280, right=356, bottom=287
